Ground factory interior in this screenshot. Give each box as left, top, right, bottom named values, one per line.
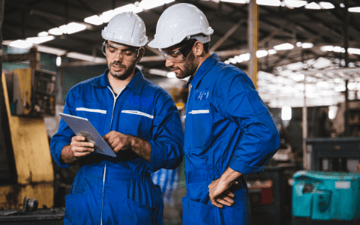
left=1, top=0, right=360, bottom=224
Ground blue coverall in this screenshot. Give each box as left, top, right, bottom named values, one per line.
left=51, top=68, right=183, bottom=225
left=182, top=54, right=280, bottom=225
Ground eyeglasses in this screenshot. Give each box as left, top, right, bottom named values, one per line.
left=102, top=41, right=140, bottom=61
left=160, top=39, right=197, bottom=63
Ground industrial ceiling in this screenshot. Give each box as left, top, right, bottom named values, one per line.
left=2, top=0, right=360, bottom=107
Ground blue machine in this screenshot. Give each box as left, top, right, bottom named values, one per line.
left=292, top=170, right=360, bottom=224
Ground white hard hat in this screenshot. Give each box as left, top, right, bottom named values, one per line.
left=101, top=12, right=148, bottom=47
left=148, top=3, right=214, bottom=49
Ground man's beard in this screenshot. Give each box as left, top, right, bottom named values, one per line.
left=108, top=61, right=136, bottom=80
left=173, top=51, right=197, bottom=79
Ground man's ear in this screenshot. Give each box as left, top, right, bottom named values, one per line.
left=136, top=47, right=145, bottom=62
left=193, top=41, right=205, bottom=57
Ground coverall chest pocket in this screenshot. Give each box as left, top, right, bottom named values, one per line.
left=120, top=106, right=153, bottom=139
left=75, top=102, right=107, bottom=135
left=189, top=102, right=211, bottom=149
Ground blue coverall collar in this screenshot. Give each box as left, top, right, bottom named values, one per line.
left=91, top=67, right=145, bottom=95
left=184, top=53, right=219, bottom=89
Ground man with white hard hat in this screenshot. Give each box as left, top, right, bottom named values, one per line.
left=51, top=12, right=183, bottom=225
left=149, top=3, right=280, bottom=224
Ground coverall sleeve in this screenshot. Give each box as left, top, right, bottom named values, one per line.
left=216, top=72, right=280, bottom=174
left=148, top=90, right=184, bottom=172
left=50, top=89, right=77, bottom=168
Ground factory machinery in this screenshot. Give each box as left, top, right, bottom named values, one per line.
left=0, top=48, right=64, bottom=224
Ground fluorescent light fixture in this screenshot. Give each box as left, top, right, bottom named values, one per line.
left=284, top=0, right=307, bottom=8
left=9, top=40, right=33, bottom=49
left=220, top=0, right=249, bottom=3
left=100, top=10, right=116, bottom=23
left=281, top=106, right=292, bottom=120
left=348, top=48, right=360, bottom=55
left=291, top=73, right=304, bottom=81
left=36, top=45, right=67, bottom=55
left=268, top=49, right=277, bottom=55
left=48, top=27, right=63, bottom=36
left=229, top=58, right=237, bottom=64
left=319, top=2, right=334, bottom=9
left=256, top=50, right=268, bottom=58
left=84, top=15, right=103, bottom=26
left=296, top=42, right=302, bottom=47
left=333, top=46, right=345, bottom=53
left=302, top=43, right=313, bottom=48
left=349, top=7, right=360, bottom=13
left=257, top=0, right=281, bottom=7
left=56, top=56, right=62, bottom=67
left=273, top=43, right=294, bottom=50
left=59, top=22, right=87, bottom=35
left=66, top=52, right=106, bottom=63
left=114, top=4, right=143, bottom=14
left=340, top=3, right=345, bottom=8
left=26, top=36, right=55, bottom=44
left=139, top=0, right=175, bottom=10
left=148, top=68, right=168, bottom=76
left=38, top=31, right=49, bottom=37
left=167, top=72, right=176, bottom=78
left=305, top=2, right=321, bottom=10
left=320, top=45, right=333, bottom=51
left=224, top=60, right=230, bottom=64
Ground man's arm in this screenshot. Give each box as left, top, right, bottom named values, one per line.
left=208, top=167, right=241, bottom=208
left=103, top=131, right=151, bottom=162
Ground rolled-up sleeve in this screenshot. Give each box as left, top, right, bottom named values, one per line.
left=217, top=73, right=280, bottom=174
left=149, top=90, right=184, bottom=172
left=50, top=90, right=76, bottom=168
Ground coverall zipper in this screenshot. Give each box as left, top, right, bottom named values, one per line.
left=100, top=86, right=124, bottom=224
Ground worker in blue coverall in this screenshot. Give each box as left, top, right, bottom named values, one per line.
left=149, top=3, right=280, bottom=225
left=50, top=12, right=183, bottom=225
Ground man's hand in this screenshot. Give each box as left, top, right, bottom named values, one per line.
left=103, top=131, right=132, bottom=153
left=61, top=136, right=94, bottom=164
left=103, top=131, right=151, bottom=162
left=208, top=167, right=242, bottom=208
left=208, top=178, right=237, bottom=208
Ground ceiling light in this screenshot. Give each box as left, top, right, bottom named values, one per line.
left=268, top=49, right=277, bottom=55
left=56, top=56, right=62, bottom=67
left=348, top=48, right=360, bottom=55
left=284, top=0, right=308, bottom=8
left=340, top=3, right=345, bottom=8
left=296, top=42, right=302, bottom=47
left=302, top=43, right=313, bottom=48
left=26, top=36, right=55, bottom=44
left=319, top=2, right=334, bottom=9
left=100, top=10, right=116, bottom=23
left=256, top=50, right=268, bottom=58
left=9, top=40, right=33, bottom=49
left=48, top=27, right=63, bottom=36
left=139, top=0, right=175, bottom=10
left=274, top=43, right=294, bottom=50
left=59, top=22, right=87, bottom=34
left=257, top=0, right=281, bottom=7
left=38, top=31, right=49, bottom=37
left=320, top=45, right=333, bottom=51
left=333, top=46, right=345, bottom=53
left=305, top=2, right=321, bottom=10
left=349, top=7, right=360, bottom=13
left=84, top=15, right=103, bottom=26
left=114, top=3, right=143, bottom=14
left=281, top=106, right=292, bottom=120
left=220, top=0, right=249, bottom=3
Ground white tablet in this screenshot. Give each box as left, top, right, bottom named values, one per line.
left=59, top=112, right=117, bottom=157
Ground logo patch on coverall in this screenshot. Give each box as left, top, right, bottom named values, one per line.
left=195, top=88, right=209, bottom=101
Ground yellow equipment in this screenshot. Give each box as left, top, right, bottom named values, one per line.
left=0, top=67, right=55, bottom=210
